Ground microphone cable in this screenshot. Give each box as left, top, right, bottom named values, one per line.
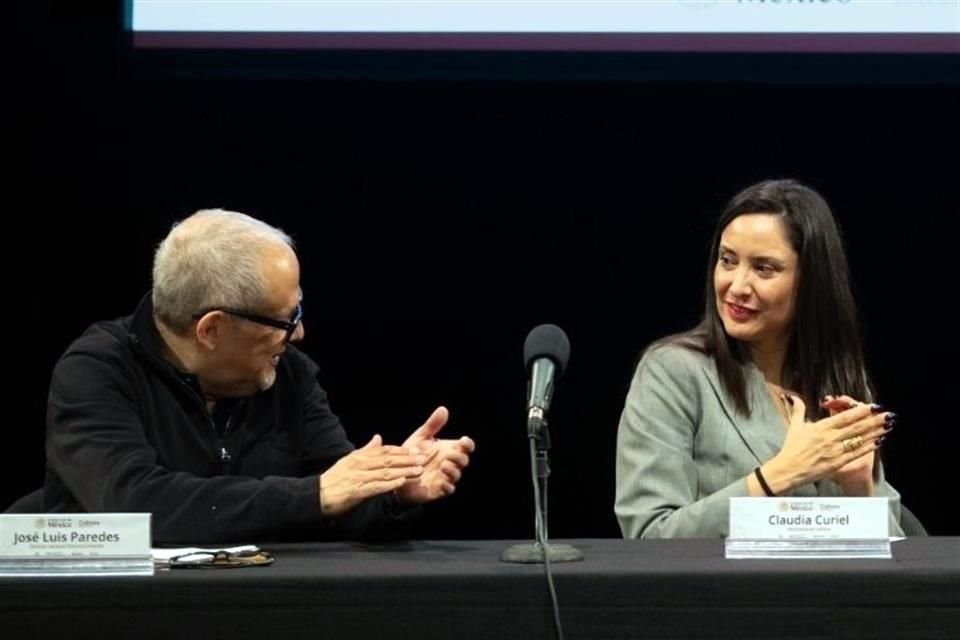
left=529, top=436, right=565, bottom=640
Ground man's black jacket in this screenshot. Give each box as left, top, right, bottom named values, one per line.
left=44, top=295, right=414, bottom=544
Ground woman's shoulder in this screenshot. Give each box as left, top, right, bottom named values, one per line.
left=643, top=333, right=710, bottom=365
left=624, top=335, right=717, bottom=413
left=635, top=333, right=713, bottom=382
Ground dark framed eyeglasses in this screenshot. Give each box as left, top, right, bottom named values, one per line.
left=164, top=548, right=275, bottom=568
left=193, top=301, right=303, bottom=343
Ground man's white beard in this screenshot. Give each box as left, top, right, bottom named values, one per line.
left=257, top=367, right=277, bottom=392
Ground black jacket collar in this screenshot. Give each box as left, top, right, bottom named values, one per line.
left=127, top=292, right=203, bottom=392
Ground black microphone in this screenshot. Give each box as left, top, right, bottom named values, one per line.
left=523, top=324, right=570, bottom=435
left=502, top=323, right=582, bottom=568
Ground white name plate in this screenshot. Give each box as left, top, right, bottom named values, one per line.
left=726, top=497, right=891, bottom=559
left=0, top=513, right=153, bottom=576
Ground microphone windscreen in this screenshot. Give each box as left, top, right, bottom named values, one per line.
left=523, top=324, right=571, bottom=377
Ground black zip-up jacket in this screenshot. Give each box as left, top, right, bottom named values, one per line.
left=44, top=295, right=415, bottom=544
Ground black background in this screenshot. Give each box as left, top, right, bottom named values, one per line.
left=8, top=1, right=958, bottom=537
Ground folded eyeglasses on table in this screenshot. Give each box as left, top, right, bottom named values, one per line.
left=153, top=545, right=274, bottom=569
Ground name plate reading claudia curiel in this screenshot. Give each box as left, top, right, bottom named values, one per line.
left=0, top=513, right=153, bottom=576
left=725, top=497, right=891, bottom=559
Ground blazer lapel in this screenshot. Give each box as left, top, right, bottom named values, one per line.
left=701, top=359, right=785, bottom=466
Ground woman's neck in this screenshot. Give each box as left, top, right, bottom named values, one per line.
left=750, top=341, right=787, bottom=388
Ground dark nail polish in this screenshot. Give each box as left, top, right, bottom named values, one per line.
left=875, top=436, right=886, bottom=447
left=870, top=404, right=884, bottom=413
left=884, top=412, right=897, bottom=424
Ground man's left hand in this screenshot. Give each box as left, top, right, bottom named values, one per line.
left=395, top=406, right=476, bottom=504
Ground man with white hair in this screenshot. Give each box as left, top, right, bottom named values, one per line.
left=43, top=209, right=475, bottom=544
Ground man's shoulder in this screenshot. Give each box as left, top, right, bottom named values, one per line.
left=60, top=316, right=134, bottom=362
left=48, top=316, right=142, bottom=401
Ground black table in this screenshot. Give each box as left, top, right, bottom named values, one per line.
left=3, top=538, right=958, bottom=639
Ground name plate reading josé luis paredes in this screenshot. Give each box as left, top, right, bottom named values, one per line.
left=0, top=513, right=153, bottom=576
left=726, top=497, right=891, bottom=559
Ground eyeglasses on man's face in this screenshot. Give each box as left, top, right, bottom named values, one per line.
left=192, top=301, right=303, bottom=343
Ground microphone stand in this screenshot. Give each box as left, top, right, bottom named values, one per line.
left=501, top=409, right=583, bottom=564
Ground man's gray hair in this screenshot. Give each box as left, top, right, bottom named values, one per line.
left=152, top=209, right=294, bottom=333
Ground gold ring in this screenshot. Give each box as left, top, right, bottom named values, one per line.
left=842, top=436, right=863, bottom=453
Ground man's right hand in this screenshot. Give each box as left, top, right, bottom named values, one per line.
left=318, top=435, right=427, bottom=516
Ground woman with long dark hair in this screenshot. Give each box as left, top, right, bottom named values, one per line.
left=615, top=179, right=903, bottom=538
